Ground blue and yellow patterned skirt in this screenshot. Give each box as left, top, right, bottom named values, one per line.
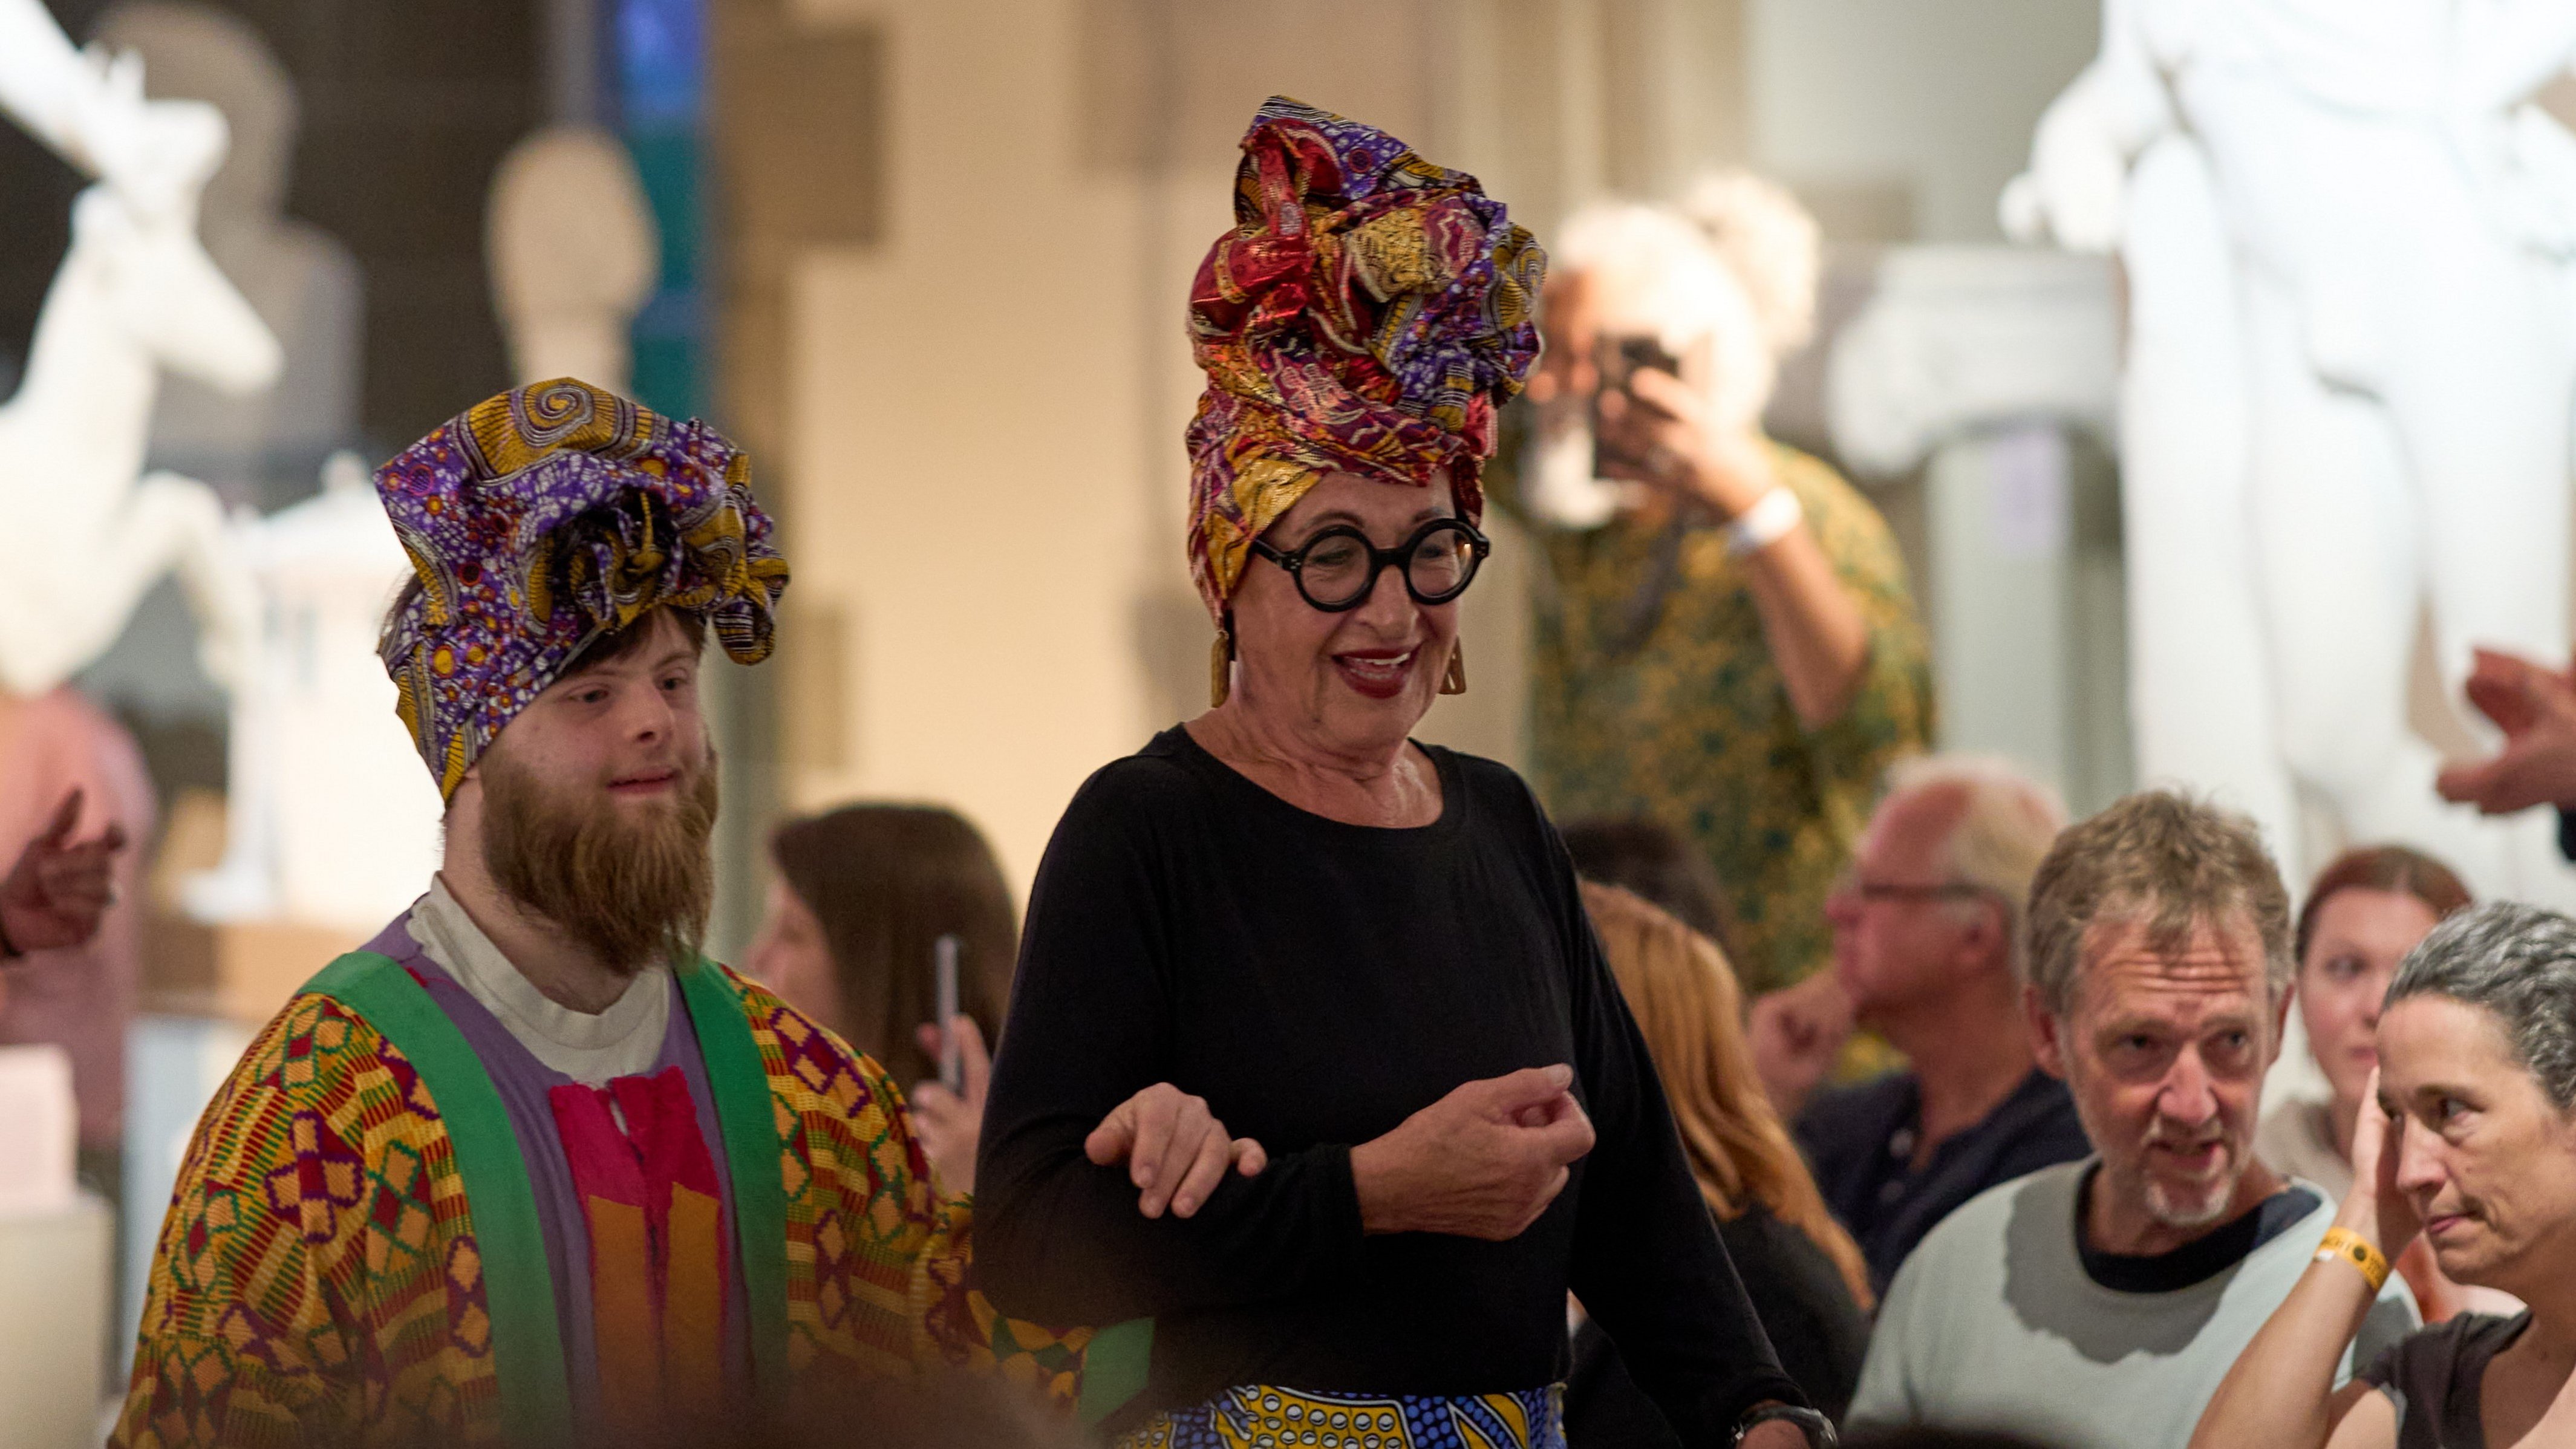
left=1114, top=1384, right=1565, bottom=1449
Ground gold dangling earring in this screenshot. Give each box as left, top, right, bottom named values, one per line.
left=1440, top=639, right=1468, bottom=695
left=1209, top=625, right=1234, bottom=707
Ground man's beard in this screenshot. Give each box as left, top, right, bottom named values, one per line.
left=2136, top=1119, right=2244, bottom=1230
left=481, top=747, right=720, bottom=975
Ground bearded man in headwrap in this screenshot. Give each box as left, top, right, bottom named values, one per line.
left=116, top=380, right=1251, bottom=1448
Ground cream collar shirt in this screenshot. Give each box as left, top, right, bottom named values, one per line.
left=406, top=874, right=671, bottom=1087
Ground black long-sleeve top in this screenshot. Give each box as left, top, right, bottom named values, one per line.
left=974, top=728, right=1801, bottom=1444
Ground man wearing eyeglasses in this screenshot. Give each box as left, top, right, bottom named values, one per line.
left=1789, top=756, right=2090, bottom=1295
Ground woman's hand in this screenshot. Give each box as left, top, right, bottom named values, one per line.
left=1084, top=1082, right=1269, bottom=1220
left=909, top=1015, right=989, bottom=1196
left=2341, top=1068, right=2421, bottom=1255
left=1349, top=1065, right=1596, bottom=1239
left=1594, top=365, right=1778, bottom=521
left=2190, top=1076, right=2411, bottom=1449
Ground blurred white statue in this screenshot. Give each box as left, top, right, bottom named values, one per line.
left=487, top=125, right=659, bottom=391
left=205, top=452, right=440, bottom=930
left=0, top=1, right=281, bottom=700
left=2008, top=0, right=2576, bottom=899
left=97, top=2, right=362, bottom=511
left=0, top=0, right=298, bottom=926
left=0, top=0, right=221, bottom=218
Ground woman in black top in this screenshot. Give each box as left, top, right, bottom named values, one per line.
left=976, top=98, right=1813, bottom=1449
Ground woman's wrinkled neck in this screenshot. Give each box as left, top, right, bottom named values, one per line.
left=1186, top=695, right=1440, bottom=829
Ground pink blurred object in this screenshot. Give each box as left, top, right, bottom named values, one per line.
left=0, top=687, right=152, bottom=1154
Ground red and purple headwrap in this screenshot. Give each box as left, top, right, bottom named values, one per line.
left=1186, top=96, right=1546, bottom=620
left=375, top=378, right=790, bottom=799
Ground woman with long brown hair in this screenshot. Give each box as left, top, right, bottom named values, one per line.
left=1571, top=880, right=1873, bottom=1432
left=745, top=803, right=1016, bottom=1192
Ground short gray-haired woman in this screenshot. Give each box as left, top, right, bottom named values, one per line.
left=2191, top=900, right=2576, bottom=1447
left=974, top=99, right=1816, bottom=1449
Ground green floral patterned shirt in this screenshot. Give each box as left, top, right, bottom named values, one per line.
left=1512, top=440, right=1934, bottom=996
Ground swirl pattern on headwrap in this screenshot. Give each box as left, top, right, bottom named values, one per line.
left=1185, top=96, right=1546, bottom=620
left=374, top=378, right=791, bottom=799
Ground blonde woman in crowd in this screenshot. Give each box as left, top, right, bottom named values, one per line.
left=1570, top=881, right=1873, bottom=1434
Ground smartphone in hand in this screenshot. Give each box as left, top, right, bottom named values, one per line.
left=934, top=934, right=963, bottom=1093
left=1590, top=334, right=1681, bottom=478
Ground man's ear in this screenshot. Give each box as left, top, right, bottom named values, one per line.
left=1960, top=900, right=2007, bottom=975
left=2027, top=983, right=2069, bottom=1081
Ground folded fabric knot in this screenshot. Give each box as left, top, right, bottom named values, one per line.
left=376, top=377, right=789, bottom=799
left=1185, top=96, right=1545, bottom=620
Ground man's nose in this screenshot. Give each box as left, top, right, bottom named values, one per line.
left=2157, top=1050, right=2219, bottom=1127
left=620, top=684, right=674, bottom=742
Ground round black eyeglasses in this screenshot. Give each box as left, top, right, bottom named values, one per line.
left=1248, top=519, right=1493, bottom=612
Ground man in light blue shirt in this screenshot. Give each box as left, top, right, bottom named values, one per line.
left=1847, top=790, right=2415, bottom=1448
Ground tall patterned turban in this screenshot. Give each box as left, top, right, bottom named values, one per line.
left=1186, top=96, right=1547, bottom=620
left=376, top=378, right=791, bottom=800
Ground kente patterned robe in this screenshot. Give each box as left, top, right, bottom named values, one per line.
left=115, top=950, right=1084, bottom=1448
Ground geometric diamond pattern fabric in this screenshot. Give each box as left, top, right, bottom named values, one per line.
left=116, top=966, right=1088, bottom=1445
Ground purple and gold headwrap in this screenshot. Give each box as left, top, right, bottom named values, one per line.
left=375, top=378, right=790, bottom=799
left=1185, top=96, right=1545, bottom=621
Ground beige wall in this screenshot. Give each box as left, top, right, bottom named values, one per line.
left=774, top=0, right=1153, bottom=893
left=748, top=0, right=1756, bottom=894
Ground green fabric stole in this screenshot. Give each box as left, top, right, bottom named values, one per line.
left=304, top=951, right=789, bottom=1448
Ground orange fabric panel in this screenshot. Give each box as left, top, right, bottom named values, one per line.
left=665, top=1185, right=726, bottom=1415
left=587, top=1197, right=659, bottom=1438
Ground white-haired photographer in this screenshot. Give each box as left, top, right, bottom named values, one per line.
left=1507, top=174, right=1933, bottom=1085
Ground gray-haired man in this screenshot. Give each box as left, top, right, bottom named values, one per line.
left=1846, top=790, right=2416, bottom=1449
left=1793, top=755, right=2092, bottom=1295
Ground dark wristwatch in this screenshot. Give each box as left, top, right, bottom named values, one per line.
left=1733, top=1404, right=1836, bottom=1448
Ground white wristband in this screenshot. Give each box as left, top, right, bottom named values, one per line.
left=1725, top=487, right=1803, bottom=557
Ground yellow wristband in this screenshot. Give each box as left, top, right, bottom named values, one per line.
left=2315, top=1227, right=2390, bottom=1293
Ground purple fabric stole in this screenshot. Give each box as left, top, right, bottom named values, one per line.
left=357, top=913, right=752, bottom=1434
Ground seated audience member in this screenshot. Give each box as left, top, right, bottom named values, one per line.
left=746, top=803, right=1015, bottom=1190
left=1562, top=814, right=1744, bottom=968
left=2258, top=845, right=2500, bottom=1320
left=1847, top=790, right=2417, bottom=1449
left=2193, top=901, right=2576, bottom=1448
left=1793, top=757, right=2090, bottom=1295
left=1568, top=881, right=1872, bottom=1433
